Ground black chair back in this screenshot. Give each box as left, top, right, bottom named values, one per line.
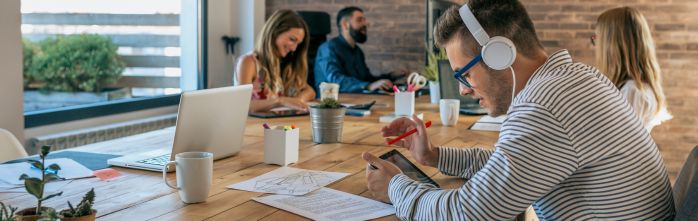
left=297, top=11, right=331, bottom=94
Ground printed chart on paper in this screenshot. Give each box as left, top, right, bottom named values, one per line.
left=227, top=167, right=349, bottom=195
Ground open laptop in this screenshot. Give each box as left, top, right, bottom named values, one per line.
left=108, top=85, right=253, bottom=172
left=438, top=60, right=487, bottom=115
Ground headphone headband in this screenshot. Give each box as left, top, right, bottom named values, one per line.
left=458, top=4, right=489, bottom=46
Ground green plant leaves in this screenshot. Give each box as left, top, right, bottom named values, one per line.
left=27, top=160, right=43, bottom=170
left=45, top=174, right=63, bottom=182
left=46, top=163, right=61, bottom=171
left=41, top=192, right=63, bottom=201
left=22, top=34, right=125, bottom=92
left=23, top=177, right=43, bottom=199
left=40, top=145, right=51, bottom=157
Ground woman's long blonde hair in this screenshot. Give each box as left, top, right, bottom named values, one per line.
left=255, top=10, right=310, bottom=95
left=596, top=6, right=666, bottom=115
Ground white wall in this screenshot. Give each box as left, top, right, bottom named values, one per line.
left=207, top=0, right=264, bottom=88
left=0, top=0, right=24, bottom=142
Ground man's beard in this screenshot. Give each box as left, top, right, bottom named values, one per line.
left=484, top=68, right=513, bottom=117
left=349, top=25, right=367, bottom=44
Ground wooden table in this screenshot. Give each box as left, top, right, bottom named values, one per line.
left=1, top=94, right=502, bottom=220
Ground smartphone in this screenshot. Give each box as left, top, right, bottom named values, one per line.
left=377, top=149, right=439, bottom=187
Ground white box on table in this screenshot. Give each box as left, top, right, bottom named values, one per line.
left=394, top=91, right=415, bottom=116
left=264, top=128, right=299, bottom=166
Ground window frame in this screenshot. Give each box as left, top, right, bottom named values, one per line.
left=23, top=0, right=209, bottom=128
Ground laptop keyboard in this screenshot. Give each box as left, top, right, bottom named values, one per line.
left=136, top=154, right=171, bottom=166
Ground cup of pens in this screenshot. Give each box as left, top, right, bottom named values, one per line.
left=394, top=91, right=415, bottom=116
left=263, top=124, right=299, bottom=166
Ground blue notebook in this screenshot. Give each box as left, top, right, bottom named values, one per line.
left=4, top=151, right=122, bottom=171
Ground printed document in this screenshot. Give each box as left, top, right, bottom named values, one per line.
left=253, top=187, right=395, bottom=221
left=470, top=115, right=506, bottom=132
left=227, top=167, right=349, bottom=195
left=0, top=158, right=94, bottom=185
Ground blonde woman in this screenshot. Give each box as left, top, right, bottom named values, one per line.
left=595, top=7, right=671, bottom=132
left=235, top=10, right=315, bottom=112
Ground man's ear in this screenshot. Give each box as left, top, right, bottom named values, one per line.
left=341, top=18, right=350, bottom=32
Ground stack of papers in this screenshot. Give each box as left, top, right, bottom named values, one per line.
left=470, top=115, right=506, bottom=131
left=0, top=158, right=94, bottom=193
left=228, top=167, right=395, bottom=220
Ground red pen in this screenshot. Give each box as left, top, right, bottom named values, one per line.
left=392, top=85, right=400, bottom=93
left=386, top=120, right=432, bottom=145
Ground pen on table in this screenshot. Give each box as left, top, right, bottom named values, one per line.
left=393, top=85, right=400, bottom=93
left=386, top=120, right=432, bottom=145
left=263, top=123, right=271, bottom=129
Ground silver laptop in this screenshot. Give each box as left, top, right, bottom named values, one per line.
left=108, top=85, right=253, bottom=172
left=438, top=60, right=487, bottom=115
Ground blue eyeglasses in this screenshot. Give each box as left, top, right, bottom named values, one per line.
left=452, top=54, right=482, bottom=89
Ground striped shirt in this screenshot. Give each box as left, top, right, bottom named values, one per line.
left=387, top=50, right=675, bottom=220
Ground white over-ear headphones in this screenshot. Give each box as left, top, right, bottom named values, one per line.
left=458, top=4, right=516, bottom=70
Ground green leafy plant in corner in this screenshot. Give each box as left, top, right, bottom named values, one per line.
left=0, top=202, right=18, bottom=221
left=19, top=145, right=63, bottom=216
left=60, top=188, right=95, bottom=218
left=422, top=46, right=448, bottom=82
left=312, top=98, right=343, bottom=109
left=23, top=39, right=41, bottom=89
left=26, top=34, right=125, bottom=92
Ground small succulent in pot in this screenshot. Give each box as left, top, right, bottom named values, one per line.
left=59, top=188, right=96, bottom=221
left=15, top=145, right=63, bottom=221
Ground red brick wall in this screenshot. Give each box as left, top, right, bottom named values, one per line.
left=265, top=0, right=426, bottom=73
left=267, top=0, right=698, bottom=179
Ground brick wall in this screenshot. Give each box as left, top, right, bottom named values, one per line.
left=267, top=0, right=698, bottom=179
left=265, top=0, right=426, bottom=74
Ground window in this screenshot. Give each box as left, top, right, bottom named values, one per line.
left=21, top=0, right=207, bottom=127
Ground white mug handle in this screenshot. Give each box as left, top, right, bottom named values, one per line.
left=163, top=161, right=179, bottom=190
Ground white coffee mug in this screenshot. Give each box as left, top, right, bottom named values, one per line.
left=163, top=152, right=212, bottom=203
left=440, top=99, right=460, bottom=126
left=319, top=82, right=340, bottom=100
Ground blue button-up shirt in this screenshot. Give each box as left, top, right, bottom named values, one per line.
left=314, top=35, right=390, bottom=93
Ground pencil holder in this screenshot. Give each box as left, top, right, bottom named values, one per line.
left=394, top=91, right=415, bottom=116
left=264, top=128, right=299, bottom=166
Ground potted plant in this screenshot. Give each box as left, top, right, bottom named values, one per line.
left=15, top=146, right=63, bottom=221
left=1, top=202, right=18, bottom=221
left=309, top=98, right=346, bottom=143
left=59, top=188, right=96, bottom=221
left=423, top=46, right=448, bottom=104
left=22, top=34, right=130, bottom=112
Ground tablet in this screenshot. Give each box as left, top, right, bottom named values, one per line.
left=379, top=149, right=439, bottom=187
left=249, top=107, right=309, bottom=118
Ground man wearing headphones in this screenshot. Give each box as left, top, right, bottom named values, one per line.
left=362, top=0, right=675, bottom=220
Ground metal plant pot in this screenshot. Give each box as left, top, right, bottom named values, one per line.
left=309, top=107, right=346, bottom=143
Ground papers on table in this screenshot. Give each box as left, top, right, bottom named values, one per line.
left=227, top=167, right=349, bottom=195
left=470, top=115, right=506, bottom=132
left=0, top=180, right=73, bottom=194
left=253, top=187, right=395, bottom=221
left=0, top=158, right=94, bottom=186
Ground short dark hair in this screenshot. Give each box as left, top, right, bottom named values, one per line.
left=336, top=6, right=363, bottom=31
left=434, top=0, right=543, bottom=59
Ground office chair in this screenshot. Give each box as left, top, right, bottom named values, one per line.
left=0, top=128, right=28, bottom=163
left=674, top=145, right=698, bottom=221
left=297, top=11, right=331, bottom=94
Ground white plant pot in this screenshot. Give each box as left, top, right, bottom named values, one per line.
left=429, top=81, right=440, bottom=104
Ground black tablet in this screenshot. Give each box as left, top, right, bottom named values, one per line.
left=249, top=108, right=309, bottom=118
left=379, top=149, right=439, bottom=187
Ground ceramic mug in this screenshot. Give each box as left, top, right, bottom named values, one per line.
left=440, top=99, right=460, bottom=126
left=163, top=152, right=212, bottom=203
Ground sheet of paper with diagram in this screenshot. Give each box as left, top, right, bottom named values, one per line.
left=253, top=187, right=395, bottom=221
left=227, top=167, right=349, bottom=195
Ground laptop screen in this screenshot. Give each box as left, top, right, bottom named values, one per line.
left=438, top=60, right=479, bottom=106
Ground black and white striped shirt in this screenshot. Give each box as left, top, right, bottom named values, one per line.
left=387, top=50, right=675, bottom=220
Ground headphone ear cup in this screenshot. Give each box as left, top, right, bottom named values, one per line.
left=481, top=36, right=516, bottom=70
